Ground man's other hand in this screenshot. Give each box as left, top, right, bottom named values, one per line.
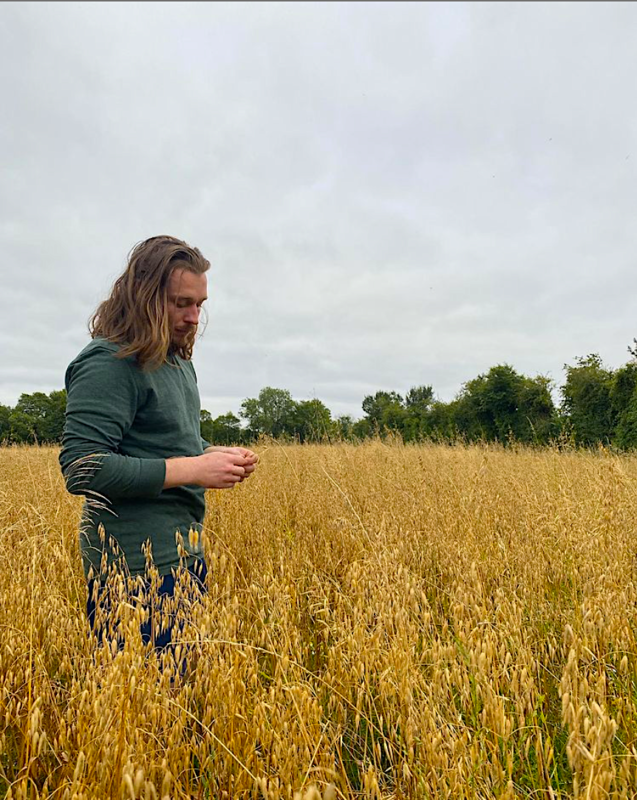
left=202, top=446, right=258, bottom=482
left=196, top=450, right=253, bottom=489
left=164, top=449, right=258, bottom=491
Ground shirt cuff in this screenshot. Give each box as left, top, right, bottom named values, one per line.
left=137, top=457, right=167, bottom=497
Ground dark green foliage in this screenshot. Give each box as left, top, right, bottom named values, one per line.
left=8, top=343, right=637, bottom=449
left=405, top=385, right=434, bottom=408
left=8, top=409, right=36, bottom=444
left=403, top=385, right=434, bottom=441
left=43, top=390, right=68, bottom=442
left=200, top=409, right=214, bottom=444
left=428, top=400, right=459, bottom=441
left=240, top=387, right=297, bottom=439
left=561, top=354, right=615, bottom=446
left=352, top=417, right=373, bottom=440
left=609, top=361, right=637, bottom=418
left=292, top=398, right=333, bottom=443
left=610, top=360, right=637, bottom=450
left=335, top=414, right=355, bottom=440
left=518, top=375, right=561, bottom=443
left=613, top=389, right=637, bottom=450
left=201, top=410, right=243, bottom=446
left=0, top=404, right=11, bottom=443
left=212, top=412, right=242, bottom=445
left=361, top=391, right=405, bottom=434
left=3, top=390, right=67, bottom=444
left=442, top=366, right=559, bottom=445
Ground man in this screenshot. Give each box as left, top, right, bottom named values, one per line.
left=59, top=235, right=257, bottom=647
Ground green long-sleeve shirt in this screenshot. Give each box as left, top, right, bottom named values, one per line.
left=59, top=337, right=210, bottom=577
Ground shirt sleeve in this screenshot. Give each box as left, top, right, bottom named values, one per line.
left=189, top=360, right=211, bottom=452
left=59, top=346, right=166, bottom=500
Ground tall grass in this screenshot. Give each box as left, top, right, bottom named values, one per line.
left=2, top=440, right=637, bottom=798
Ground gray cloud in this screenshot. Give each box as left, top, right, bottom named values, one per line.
left=2, top=2, right=637, bottom=420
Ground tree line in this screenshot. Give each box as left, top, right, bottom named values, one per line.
left=4, top=345, right=637, bottom=449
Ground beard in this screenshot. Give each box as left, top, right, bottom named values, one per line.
left=168, top=326, right=197, bottom=358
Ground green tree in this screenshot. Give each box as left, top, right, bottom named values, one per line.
left=12, top=390, right=67, bottom=443
left=293, top=399, right=333, bottom=443
left=201, top=410, right=244, bottom=446
left=352, top=417, right=373, bottom=440
left=455, top=366, right=523, bottom=442
left=405, top=386, right=434, bottom=408
left=8, top=409, right=36, bottom=444
left=613, top=392, right=637, bottom=449
left=561, top=354, right=615, bottom=446
left=240, top=387, right=296, bottom=438
left=41, top=390, right=67, bottom=442
left=15, top=392, right=49, bottom=433
left=0, top=404, right=11, bottom=443
left=610, top=361, right=637, bottom=421
left=453, top=365, right=557, bottom=444
left=611, top=347, right=637, bottom=449
left=428, top=400, right=458, bottom=442
left=211, top=412, right=242, bottom=446
left=361, top=391, right=405, bottom=434
left=517, top=375, right=560, bottom=444
left=335, top=414, right=355, bottom=440
left=200, top=409, right=214, bottom=444
left=403, top=385, right=434, bottom=441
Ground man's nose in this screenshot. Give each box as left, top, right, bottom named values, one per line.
left=184, top=305, right=200, bottom=324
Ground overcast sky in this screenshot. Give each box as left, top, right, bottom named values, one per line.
left=1, top=2, right=636, bottom=420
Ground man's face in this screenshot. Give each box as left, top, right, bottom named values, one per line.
left=166, top=268, right=208, bottom=346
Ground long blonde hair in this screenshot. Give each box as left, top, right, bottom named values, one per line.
left=89, top=236, right=210, bottom=371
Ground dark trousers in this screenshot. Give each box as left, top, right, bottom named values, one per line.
left=86, top=559, right=208, bottom=652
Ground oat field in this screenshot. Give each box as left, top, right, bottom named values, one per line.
left=2, top=441, right=637, bottom=799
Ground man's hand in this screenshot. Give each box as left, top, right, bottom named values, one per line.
left=164, top=448, right=258, bottom=491
left=203, top=446, right=258, bottom=482
left=195, top=450, right=254, bottom=489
